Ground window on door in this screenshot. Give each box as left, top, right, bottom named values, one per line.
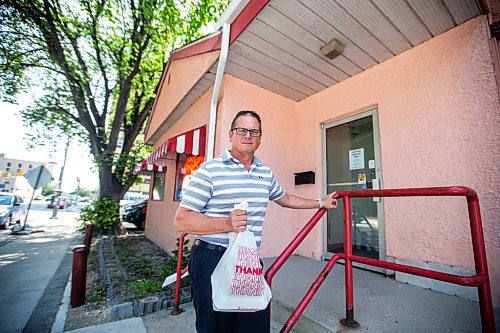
left=326, top=115, right=379, bottom=259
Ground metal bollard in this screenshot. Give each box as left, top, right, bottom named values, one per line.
left=71, top=245, right=89, bottom=308
left=83, top=223, right=94, bottom=249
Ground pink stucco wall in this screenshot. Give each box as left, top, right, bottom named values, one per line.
left=215, top=75, right=308, bottom=258
left=211, top=15, right=500, bottom=303
left=296, top=15, right=500, bottom=304
left=145, top=15, right=499, bottom=304
left=144, top=87, right=212, bottom=252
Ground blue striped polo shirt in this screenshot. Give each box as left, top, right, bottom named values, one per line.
left=179, top=149, right=285, bottom=248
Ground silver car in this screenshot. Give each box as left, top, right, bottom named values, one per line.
left=0, top=193, right=26, bottom=229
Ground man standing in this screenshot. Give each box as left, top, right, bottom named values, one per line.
left=174, top=110, right=337, bottom=333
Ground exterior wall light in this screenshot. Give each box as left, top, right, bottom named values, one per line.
left=321, top=39, right=345, bottom=60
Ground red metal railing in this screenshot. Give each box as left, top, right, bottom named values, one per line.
left=264, top=186, right=495, bottom=333
left=171, top=232, right=190, bottom=315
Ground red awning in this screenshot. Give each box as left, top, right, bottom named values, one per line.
left=133, top=161, right=166, bottom=175
left=146, top=125, right=206, bottom=165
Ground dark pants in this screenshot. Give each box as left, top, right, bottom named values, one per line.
left=189, top=244, right=271, bottom=333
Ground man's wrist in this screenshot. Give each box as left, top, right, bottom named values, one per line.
left=317, top=198, right=324, bottom=209
left=227, top=216, right=235, bottom=232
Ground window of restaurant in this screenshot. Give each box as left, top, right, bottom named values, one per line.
left=151, top=172, right=165, bottom=201
left=173, top=154, right=204, bottom=201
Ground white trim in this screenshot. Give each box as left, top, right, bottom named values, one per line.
left=192, top=129, right=200, bottom=155
left=176, top=135, right=185, bottom=153
left=215, top=0, right=250, bottom=29
left=322, top=107, right=386, bottom=272
left=207, top=23, right=230, bottom=160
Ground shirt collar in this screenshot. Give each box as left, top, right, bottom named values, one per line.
left=223, top=149, right=261, bottom=166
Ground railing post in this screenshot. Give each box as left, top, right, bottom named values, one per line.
left=171, top=232, right=187, bottom=315
left=467, top=195, right=496, bottom=332
left=71, top=245, right=89, bottom=308
left=340, top=196, right=359, bottom=328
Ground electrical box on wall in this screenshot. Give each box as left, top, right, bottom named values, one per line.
left=294, top=171, right=315, bottom=185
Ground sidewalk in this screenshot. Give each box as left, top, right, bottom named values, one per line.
left=57, top=255, right=499, bottom=333
left=0, top=208, right=81, bottom=333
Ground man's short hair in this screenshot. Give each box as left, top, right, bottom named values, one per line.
left=230, top=110, right=262, bottom=131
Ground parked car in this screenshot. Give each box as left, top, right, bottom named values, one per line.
left=122, top=199, right=147, bottom=230
left=0, top=193, right=26, bottom=229
left=120, top=191, right=148, bottom=207
left=47, top=197, right=72, bottom=209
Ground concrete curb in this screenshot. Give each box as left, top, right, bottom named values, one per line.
left=111, top=288, right=192, bottom=320
left=51, top=275, right=72, bottom=333
left=64, top=317, right=148, bottom=333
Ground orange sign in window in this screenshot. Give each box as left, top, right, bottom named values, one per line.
left=183, top=155, right=204, bottom=176
left=175, top=155, right=205, bottom=201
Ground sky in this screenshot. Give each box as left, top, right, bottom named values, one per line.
left=0, top=96, right=98, bottom=193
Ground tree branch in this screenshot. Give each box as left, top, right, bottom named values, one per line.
left=53, top=5, right=102, bottom=127
left=35, top=0, right=103, bottom=155
left=107, top=0, right=151, bottom=154
left=85, top=0, right=111, bottom=123
left=16, top=62, right=66, bottom=76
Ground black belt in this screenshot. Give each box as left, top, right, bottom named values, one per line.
left=193, top=239, right=227, bottom=252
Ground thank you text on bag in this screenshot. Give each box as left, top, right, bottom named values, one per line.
left=231, top=244, right=265, bottom=296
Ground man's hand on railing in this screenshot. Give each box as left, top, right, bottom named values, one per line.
left=322, top=192, right=338, bottom=209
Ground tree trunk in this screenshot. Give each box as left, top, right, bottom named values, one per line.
left=98, top=164, right=126, bottom=200
left=98, top=164, right=127, bottom=235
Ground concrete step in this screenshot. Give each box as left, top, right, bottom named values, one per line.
left=272, top=298, right=332, bottom=333
left=142, top=255, right=499, bottom=332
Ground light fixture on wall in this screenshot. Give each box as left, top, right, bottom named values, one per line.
left=321, top=39, right=345, bottom=60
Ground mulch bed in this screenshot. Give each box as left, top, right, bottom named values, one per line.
left=64, top=232, right=190, bottom=331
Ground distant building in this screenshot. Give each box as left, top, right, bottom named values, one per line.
left=128, top=174, right=151, bottom=196
left=0, top=153, right=57, bottom=196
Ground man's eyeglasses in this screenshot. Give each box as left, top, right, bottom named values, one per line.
left=231, top=127, right=262, bottom=137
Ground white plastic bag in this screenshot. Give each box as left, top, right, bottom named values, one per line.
left=161, top=270, right=189, bottom=288
left=211, top=202, right=272, bottom=312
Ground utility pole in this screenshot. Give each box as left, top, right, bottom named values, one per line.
left=51, top=139, right=70, bottom=219
left=75, top=176, right=80, bottom=208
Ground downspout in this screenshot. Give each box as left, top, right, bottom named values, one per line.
left=206, top=0, right=250, bottom=160
left=206, top=22, right=230, bottom=160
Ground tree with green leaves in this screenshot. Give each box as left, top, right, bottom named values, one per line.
left=71, top=186, right=93, bottom=197
left=0, top=0, right=227, bottom=201
left=41, top=182, right=56, bottom=196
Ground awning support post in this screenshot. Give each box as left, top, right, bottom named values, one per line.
left=207, top=23, right=230, bottom=160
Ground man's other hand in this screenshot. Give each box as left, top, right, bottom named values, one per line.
left=230, top=209, right=247, bottom=232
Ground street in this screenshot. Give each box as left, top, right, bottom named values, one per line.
left=0, top=200, right=82, bottom=333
